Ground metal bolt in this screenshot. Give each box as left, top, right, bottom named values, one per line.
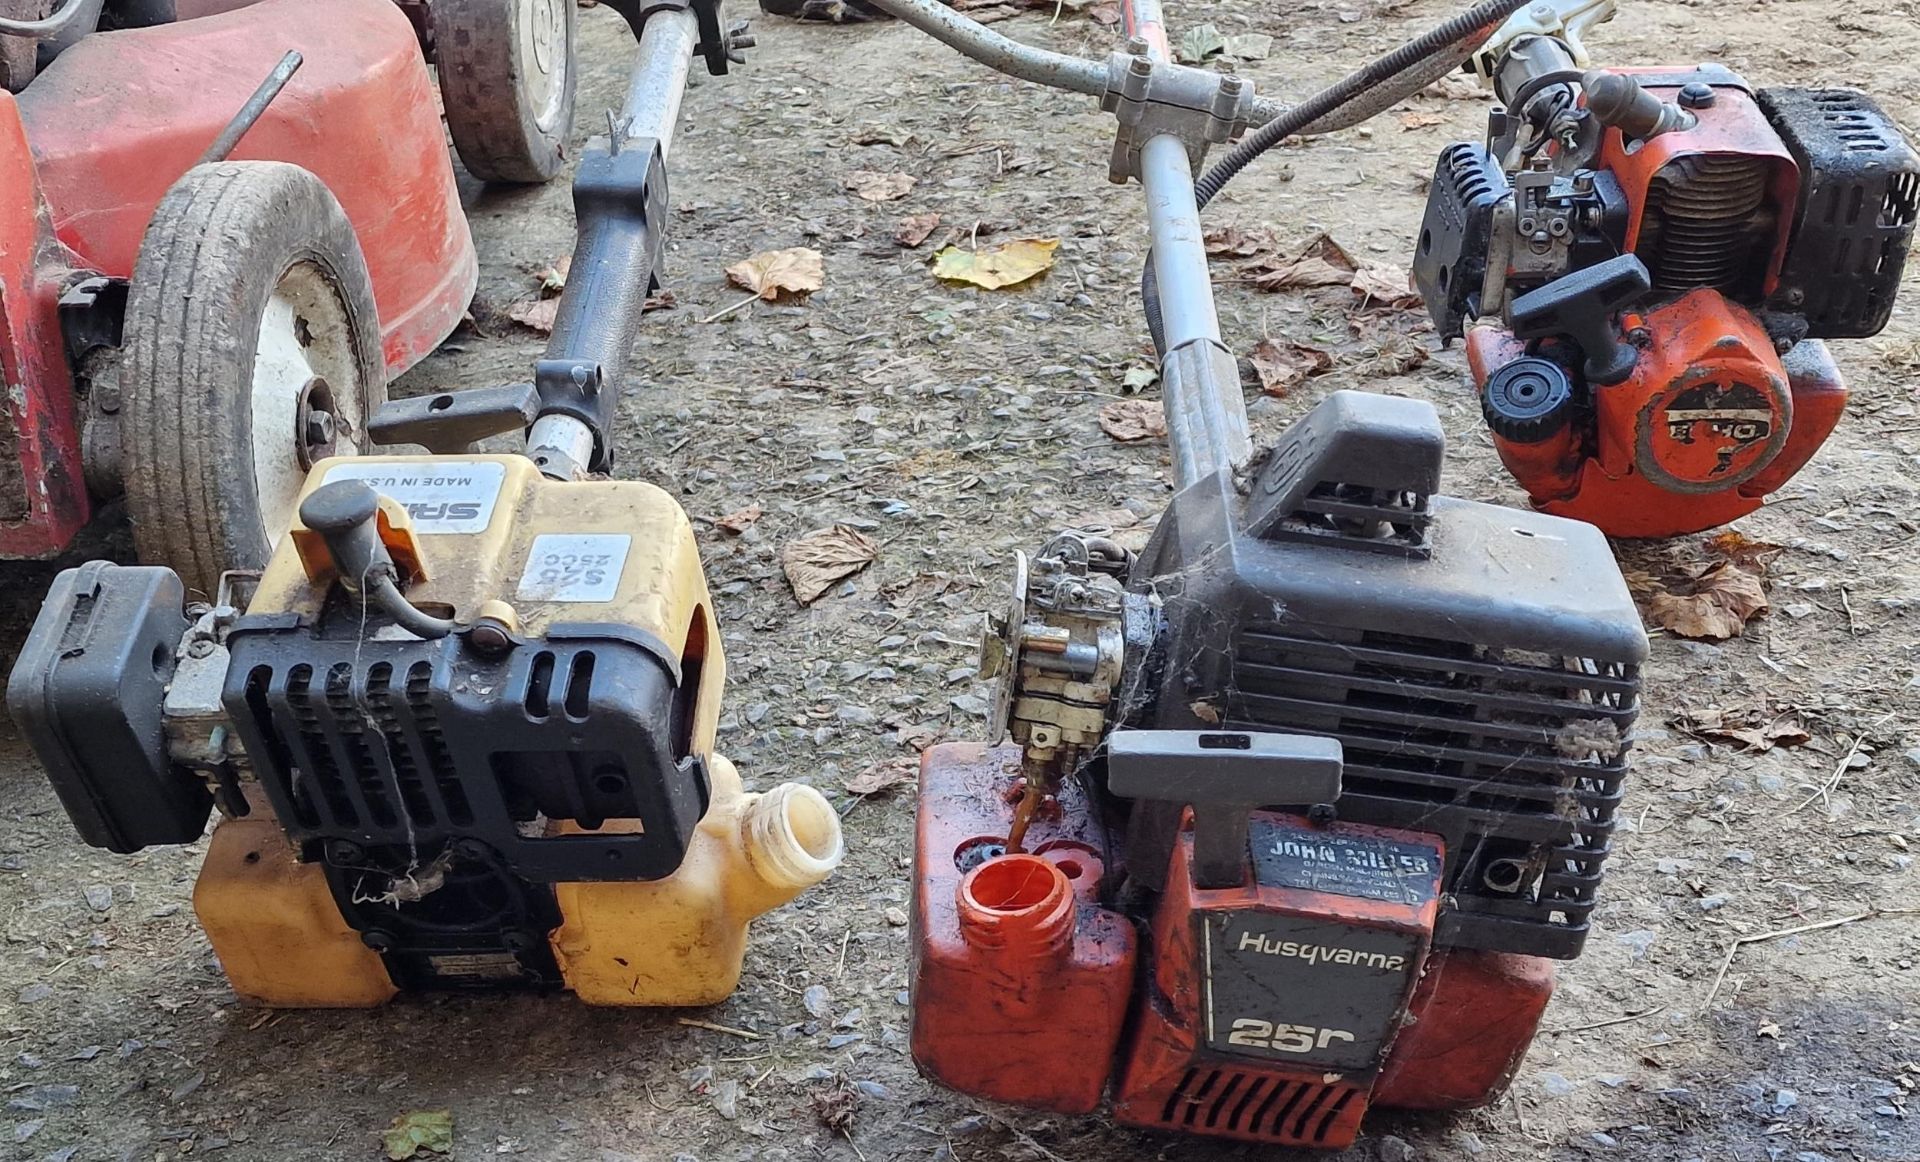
left=467, top=617, right=514, bottom=657
left=304, top=411, right=336, bottom=446
left=327, top=839, right=364, bottom=866
left=1125, top=35, right=1149, bottom=56
left=186, top=639, right=216, bottom=659
left=1784, top=287, right=1806, bottom=306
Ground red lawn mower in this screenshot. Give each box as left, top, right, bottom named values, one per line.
left=0, top=0, right=576, bottom=595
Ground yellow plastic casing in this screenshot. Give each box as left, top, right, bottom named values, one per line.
left=553, top=754, right=844, bottom=1006
left=195, top=453, right=828, bottom=1008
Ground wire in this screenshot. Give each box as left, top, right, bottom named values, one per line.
left=0, top=0, right=89, bottom=38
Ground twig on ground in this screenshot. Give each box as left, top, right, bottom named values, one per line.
left=1790, top=711, right=1895, bottom=814
left=676, top=1018, right=764, bottom=1040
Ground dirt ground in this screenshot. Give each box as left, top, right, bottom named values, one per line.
left=4, top=0, right=1920, bottom=1159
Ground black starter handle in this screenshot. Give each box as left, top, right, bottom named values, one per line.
left=1509, top=253, right=1652, bottom=386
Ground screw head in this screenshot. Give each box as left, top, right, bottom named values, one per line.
left=304, top=412, right=337, bottom=446
left=1678, top=82, right=1716, bottom=109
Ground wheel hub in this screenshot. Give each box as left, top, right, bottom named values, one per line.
left=295, top=376, right=342, bottom=470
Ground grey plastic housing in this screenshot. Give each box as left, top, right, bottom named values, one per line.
left=1122, top=391, right=1647, bottom=958
left=5, top=562, right=205, bottom=853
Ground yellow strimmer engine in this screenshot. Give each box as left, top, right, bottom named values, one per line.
left=7, top=1, right=834, bottom=1008
left=9, top=454, right=841, bottom=1006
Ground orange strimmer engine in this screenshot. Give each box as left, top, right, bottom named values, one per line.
left=1414, top=59, right=1919, bottom=537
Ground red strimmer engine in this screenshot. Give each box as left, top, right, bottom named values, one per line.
left=1414, top=57, right=1919, bottom=537
left=910, top=392, right=1647, bottom=1149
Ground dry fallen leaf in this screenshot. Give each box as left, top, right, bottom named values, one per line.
left=931, top=237, right=1059, bottom=289
left=726, top=247, right=825, bottom=302
left=714, top=504, right=763, bottom=534
left=383, top=1110, right=453, bottom=1161
left=1249, top=232, right=1359, bottom=291
left=844, top=170, right=917, bottom=203
left=895, top=212, right=942, bottom=248
left=1248, top=338, right=1333, bottom=396
left=1687, top=711, right=1811, bottom=753
left=1089, top=2, right=1119, bottom=23
left=1707, top=530, right=1786, bottom=570
left=843, top=758, right=917, bottom=796
left=782, top=524, right=879, bottom=605
left=1648, top=561, right=1769, bottom=640
left=1204, top=225, right=1281, bottom=259
left=507, top=297, right=561, bottom=334
left=1350, top=261, right=1421, bottom=308
left=1399, top=111, right=1448, bottom=131
left=1099, top=398, right=1167, bottom=443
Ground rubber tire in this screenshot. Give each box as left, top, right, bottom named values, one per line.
left=120, top=161, right=384, bottom=599
left=435, top=0, right=576, bottom=184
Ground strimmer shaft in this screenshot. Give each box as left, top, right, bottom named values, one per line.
left=528, top=8, right=699, bottom=480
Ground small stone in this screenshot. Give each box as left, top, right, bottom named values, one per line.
left=1756, top=773, right=1787, bottom=794
left=1591, top=1131, right=1619, bottom=1148
left=1782, top=603, right=1816, bottom=619
left=681, top=1064, right=714, bottom=1090
left=17, top=1052, right=43, bottom=1069
left=1539, top=1071, right=1578, bottom=1097
left=884, top=906, right=908, bottom=927
left=852, top=1080, right=894, bottom=1100
left=1773, top=1088, right=1798, bottom=1113
left=803, top=984, right=832, bottom=1018
left=711, top=1078, right=740, bottom=1120
left=1724, top=849, right=1756, bottom=865
left=1697, top=895, right=1728, bottom=912
left=836, top=705, right=878, bottom=726
left=826, top=1033, right=864, bottom=1049
left=1375, top=1135, right=1416, bottom=1162
left=949, top=694, right=987, bottom=717
left=949, top=1115, right=992, bottom=1136
left=835, top=1007, right=865, bottom=1030
left=83, top=885, right=113, bottom=912
left=16, top=983, right=52, bottom=1004
left=14, top=1119, right=43, bottom=1144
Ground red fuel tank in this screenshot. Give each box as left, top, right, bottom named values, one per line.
left=908, top=743, right=1136, bottom=1114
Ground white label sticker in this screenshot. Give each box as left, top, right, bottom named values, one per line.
left=518, top=534, right=632, bottom=603
left=322, top=460, right=507, bottom=534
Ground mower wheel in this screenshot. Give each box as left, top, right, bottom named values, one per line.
left=120, top=162, right=384, bottom=599
left=435, top=0, right=576, bottom=183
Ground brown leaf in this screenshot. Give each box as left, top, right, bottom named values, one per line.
left=1247, top=232, right=1359, bottom=291
left=1398, top=111, right=1448, bottom=130
left=843, top=170, right=917, bottom=202
left=1648, top=561, right=1769, bottom=640
left=1691, top=715, right=1812, bottom=753
left=1350, top=261, right=1420, bottom=308
left=507, top=297, right=560, bottom=334
left=1203, top=225, right=1280, bottom=259
left=843, top=758, right=917, bottom=796
left=782, top=524, right=879, bottom=605
left=1099, top=399, right=1167, bottom=443
left=726, top=247, right=825, bottom=302
left=1248, top=338, right=1333, bottom=396
left=1707, top=530, right=1786, bottom=570
left=895, top=212, right=942, bottom=248
left=714, top=504, right=763, bottom=534
left=1089, top=1, right=1119, bottom=22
